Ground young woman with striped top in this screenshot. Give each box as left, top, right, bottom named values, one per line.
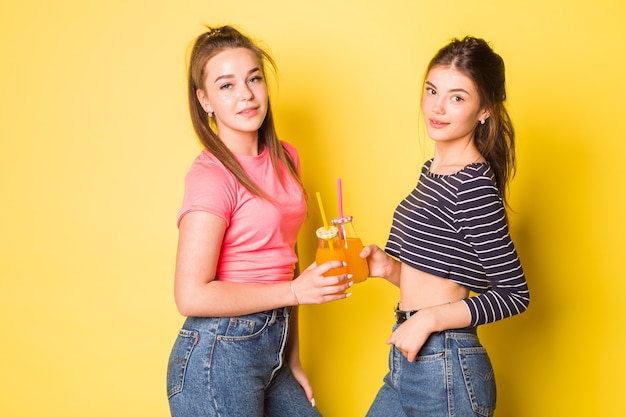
left=362, top=37, right=530, bottom=417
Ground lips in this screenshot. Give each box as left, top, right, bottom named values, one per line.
left=238, top=106, right=259, bottom=117
left=428, top=118, right=449, bottom=128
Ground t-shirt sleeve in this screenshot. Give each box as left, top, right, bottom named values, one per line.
left=457, top=175, right=530, bottom=326
left=177, top=155, right=237, bottom=228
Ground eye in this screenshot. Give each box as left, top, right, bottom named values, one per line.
left=248, top=75, right=263, bottom=84
left=451, top=95, right=464, bottom=102
left=219, top=83, right=233, bottom=90
left=425, top=87, right=436, bottom=95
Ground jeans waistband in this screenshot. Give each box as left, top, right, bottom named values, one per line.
left=393, top=303, right=476, bottom=334
left=258, top=306, right=291, bottom=324
left=183, top=307, right=291, bottom=329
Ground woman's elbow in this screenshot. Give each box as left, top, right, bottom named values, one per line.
left=174, top=290, right=200, bottom=317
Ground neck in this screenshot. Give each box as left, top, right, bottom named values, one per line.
left=430, top=140, right=483, bottom=174
left=220, top=132, right=260, bottom=156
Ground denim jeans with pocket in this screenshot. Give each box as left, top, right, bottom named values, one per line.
left=167, top=307, right=321, bottom=417
left=366, top=325, right=496, bottom=417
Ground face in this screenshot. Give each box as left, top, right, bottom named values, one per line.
left=196, top=47, right=268, bottom=140
left=421, top=66, right=489, bottom=144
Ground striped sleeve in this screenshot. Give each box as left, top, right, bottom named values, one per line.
left=456, top=175, right=530, bottom=326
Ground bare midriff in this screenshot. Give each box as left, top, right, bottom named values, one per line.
left=399, top=263, right=469, bottom=311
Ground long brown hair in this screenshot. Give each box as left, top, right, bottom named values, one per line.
left=426, top=36, right=516, bottom=206
left=187, top=26, right=303, bottom=199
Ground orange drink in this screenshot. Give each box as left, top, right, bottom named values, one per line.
left=315, top=226, right=348, bottom=277
left=315, top=247, right=348, bottom=277
left=340, top=237, right=368, bottom=283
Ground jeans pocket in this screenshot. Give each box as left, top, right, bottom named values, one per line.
left=218, top=315, right=271, bottom=342
left=458, top=347, right=496, bottom=416
left=166, top=329, right=199, bottom=399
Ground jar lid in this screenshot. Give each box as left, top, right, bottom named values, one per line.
left=331, top=215, right=353, bottom=225
left=316, top=226, right=338, bottom=239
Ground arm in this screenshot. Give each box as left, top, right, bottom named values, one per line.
left=174, top=211, right=352, bottom=317
left=458, top=177, right=530, bottom=326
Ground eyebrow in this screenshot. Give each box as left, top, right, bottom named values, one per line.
left=425, top=80, right=470, bottom=95
left=213, top=67, right=261, bottom=83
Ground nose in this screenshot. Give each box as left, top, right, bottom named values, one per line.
left=239, top=82, right=253, bottom=100
left=432, top=97, right=445, bottom=114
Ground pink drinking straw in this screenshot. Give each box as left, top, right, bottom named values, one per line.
left=337, top=178, right=347, bottom=242
left=338, top=178, right=343, bottom=218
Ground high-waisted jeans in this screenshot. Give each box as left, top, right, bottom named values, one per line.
left=366, top=325, right=496, bottom=417
left=166, top=307, right=321, bottom=417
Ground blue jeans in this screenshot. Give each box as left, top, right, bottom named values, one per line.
left=167, top=307, right=321, bottom=417
left=366, top=325, right=496, bottom=417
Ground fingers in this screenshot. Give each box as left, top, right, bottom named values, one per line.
left=316, top=260, right=347, bottom=276
left=387, top=339, right=417, bottom=362
left=324, top=270, right=354, bottom=290
left=290, top=365, right=316, bottom=407
left=361, top=244, right=381, bottom=256
left=388, top=326, right=424, bottom=363
left=359, top=244, right=376, bottom=258
left=303, top=386, right=315, bottom=406
left=319, top=278, right=353, bottom=298
left=398, top=350, right=417, bottom=362
left=295, top=373, right=314, bottom=403
left=294, top=261, right=354, bottom=304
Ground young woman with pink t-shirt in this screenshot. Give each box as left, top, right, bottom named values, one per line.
left=166, top=26, right=352, bottom=417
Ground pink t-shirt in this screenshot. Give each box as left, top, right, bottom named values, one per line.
left=177, top=142, right=307, bottom=284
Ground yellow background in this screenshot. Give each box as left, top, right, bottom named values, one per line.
left=2, top=1, right=625, bottom=416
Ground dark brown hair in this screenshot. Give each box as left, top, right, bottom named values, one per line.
left=187, top=25, right=303, bottom=199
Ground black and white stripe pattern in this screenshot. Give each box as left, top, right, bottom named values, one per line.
left=385, top=160, right=530, bottom=326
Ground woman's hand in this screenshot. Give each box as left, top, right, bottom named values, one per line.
left=288, top=358, right=316, bottom=407
left=386, top=311, right=435, bottom=362
left=387, top=302, right=471, bottom=362
left=360, top=244, right=401, bottom=286
left=290, top=261, right=353, bottom=305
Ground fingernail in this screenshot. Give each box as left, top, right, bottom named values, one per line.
left=342, top=261, right=348, bottom=266
left=348, top=281, right=354, bottom=287
left=311, top=398, right=316, bottom=407
left=347, top=274, right=353, bottom=280
left=345, top=292, right=352, bottom=297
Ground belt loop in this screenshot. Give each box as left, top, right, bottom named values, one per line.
left=268, top=308, right=277, bottom=326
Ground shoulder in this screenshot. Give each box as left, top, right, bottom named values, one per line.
left=187, top=150, right=232, bottom=179
left=184, top=150, right=238, bottom=192
left=178, top=150, right=240, bottom=226
left=454, top=164, right=504, bottom=222
left=455, top=163, right=499, bottom=196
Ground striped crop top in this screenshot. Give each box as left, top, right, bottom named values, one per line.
left=385, top=160, right=530, bottom=326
